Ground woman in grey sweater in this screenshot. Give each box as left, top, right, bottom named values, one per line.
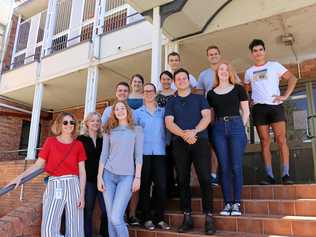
left=97, top=100, right=143, bottom=237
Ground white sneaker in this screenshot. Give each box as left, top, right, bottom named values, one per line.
left=231, top=203, right=242, bottom=216
left=219, top=203, right=232, bottom=216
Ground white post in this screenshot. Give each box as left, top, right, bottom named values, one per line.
left=151, top=6, right=162, bottom=88
left=96, top=0, right=106, bottom=36
left=84, top=65, right=99, bottom=117
left=67, top=0, right=85, bottom=47
left=25, top=13, right=41, bottom=63
left=91, top=0, right=106, bottom=59
left=164, top=41, right=179, bottom=71
left=26, top=82, right=44, bottom=160
left=42, top=0, right=58, bottom=56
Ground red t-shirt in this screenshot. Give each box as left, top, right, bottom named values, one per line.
left=39, top=136, right=87, bottom=176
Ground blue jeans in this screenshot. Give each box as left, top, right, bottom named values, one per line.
left=84, top=181, right=108, bottom=237
left=211, top=116, right=247, bottom=204
left=102, top=170, right=133, bottom=237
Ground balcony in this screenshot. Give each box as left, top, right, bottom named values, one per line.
left=40, top=40, right=91, bottom=81
left=0, top=61, right=38, bottom=93
left=0, top=0, right=146, bottom=92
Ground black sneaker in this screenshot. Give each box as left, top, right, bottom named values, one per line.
left=178, top=213, right=193, bottom=233
left=282, top=175, right=294, bottom=185
left=231, top=203, right=242, bottom=216
left=205, top=214, right=216, bottom=235
left=128, top=216, right=141, bottom=226
left=144, top=220, right=155, bottom=230
left=157, top=221, right=171, bottom=230
left=210, top=175, right=219, bottom=188
left=260, top=176, right=276, bottom=185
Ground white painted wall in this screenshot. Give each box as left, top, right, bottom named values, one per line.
left=40, top=41, right=90, bottom=80
left=99, top=21, right=154, bottom=62
left=0, top=62, right=38, bottom=93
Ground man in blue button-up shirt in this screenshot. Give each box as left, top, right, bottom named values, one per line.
left=134, top=83, right=170, bottom=231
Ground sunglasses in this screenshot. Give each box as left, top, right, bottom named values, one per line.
left=63, top=120, right=76, bottom=126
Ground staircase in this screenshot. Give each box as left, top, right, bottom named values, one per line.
left=129, top=184, right=316, bottom=237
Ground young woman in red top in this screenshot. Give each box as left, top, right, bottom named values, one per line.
left=7, top=112, right=87, bottom=237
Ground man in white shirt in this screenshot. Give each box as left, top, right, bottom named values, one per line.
left=244, top=39, right=297, bottom=185
left=167, top=52, right=197, bottom=89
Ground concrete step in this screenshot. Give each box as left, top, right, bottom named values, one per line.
left=191, top=184, right=316, bottom=200
left=166, top=198, right=316, bottom=216
left=164, top=212, right=316, bottom=237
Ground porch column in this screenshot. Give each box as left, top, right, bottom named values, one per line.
left=306, top=82, right=316, bottom=179
left=42, top=0, right=58, bottom=56
left=26, top=82, right=44, bottom=160
left=151, top=6, right=162, bottom=88
left=164, top=41, right=179, bottom=71
left=84, top=65, right=99, bottom=117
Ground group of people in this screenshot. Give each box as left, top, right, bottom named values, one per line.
left=7, top=38, right=298, bottom=237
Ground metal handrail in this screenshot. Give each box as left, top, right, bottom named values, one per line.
left=0, top=167, right=44, bottom=197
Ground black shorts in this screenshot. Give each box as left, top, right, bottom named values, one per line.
left=252, top=104, right=286, bottom=126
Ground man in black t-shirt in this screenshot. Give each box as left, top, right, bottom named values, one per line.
left=165, top=68, right=215, bottom=235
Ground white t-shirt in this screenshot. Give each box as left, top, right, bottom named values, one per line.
left=244, top=61, right=288, bottom=105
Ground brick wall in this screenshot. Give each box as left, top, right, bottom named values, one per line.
left=0, top=160, right=46, bottom=218
left=0, top=98, right=112, bottom=162
left=1, top=15, right=18, bottom=73
left=0, top=160, right=102, bottom=236
left=0, top=197, right=42, bottom=237
left=52, top=101, right=112, bottom=121
left=0, top=98, right=51, bottom=161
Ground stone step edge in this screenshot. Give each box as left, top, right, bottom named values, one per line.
left=204, top=184, right=316, bottom=188
left=129, top=226, right=290, bottom=237
left=169, top=198, right=316, bottom=202
left=165, top=212, right=316, bottom=222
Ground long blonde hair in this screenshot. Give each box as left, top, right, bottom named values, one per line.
left=51, top=112, right=78, bottom=137
left=214, top=61, right=238, bottom=87
left=80, top=112, right=103, bottom=138
left=103, top=100, right=134, bottom=134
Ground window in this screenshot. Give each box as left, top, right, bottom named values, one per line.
left=19, top=120, right=41, bottom=156
left=13, top=53, right=26, bottom=68
left=54, top=0, right=72, bottom=35
left=80, top=23, right=93, bottom=41
left=83, top=0, right=96, bottom=21
left=104, top=9, right=127, bottom=33
left=16, top=20, right=30, bottom=52
left=51, top=34, right=68, bottom=52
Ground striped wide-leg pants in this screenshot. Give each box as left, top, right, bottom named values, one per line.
left=41, top=175, right=84, bottom=237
